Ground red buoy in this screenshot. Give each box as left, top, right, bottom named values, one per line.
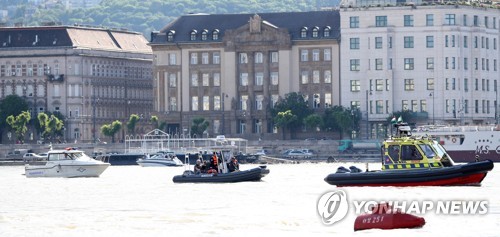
left=354, top=203, right=425, bottom=231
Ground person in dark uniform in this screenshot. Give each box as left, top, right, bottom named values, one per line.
left=194, top=159, right=202, bottom=174
left=227, top=157, right=240, bottom=172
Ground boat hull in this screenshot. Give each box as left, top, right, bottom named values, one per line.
left=173, top=166, right=269, bottom=183
left=137, top=160, right=183, bottom=167
left=324, top=160, right=493, bottom=187
left=25, top=163, right=110, bottom=178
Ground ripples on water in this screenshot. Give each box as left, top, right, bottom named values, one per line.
left=0, top=163, right=498, bottom=237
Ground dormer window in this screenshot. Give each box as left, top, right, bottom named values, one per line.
left=190, top=30, right=197, bottom=41
left=300, top=27, right=308, bottom=38
left=201, top=30, right=208, bottom=41
left=324, top=26, right=331, bottom=37
left=167, top=30, right=175, bottom=42
left=212, top=29, right=219, bottom=40
left=312, top=27, right=319, bottom=38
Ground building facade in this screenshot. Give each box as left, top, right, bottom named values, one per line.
left=150, top=12, right=341, bottom=139
left=0, top=26, right=153, bottom=143
left=340, top=4, right=499, bottom=138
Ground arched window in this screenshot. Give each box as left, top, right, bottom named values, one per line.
left=312, top=27, right=319, bottom=38
left=190, top=30, right=197, bottom=41
left=167, top=30, right=175, bottom=42
left=212, top=29, right=219, bottom=40
left=323, top=26, right=331, bottom=37
left=201, top=30, right=208, bottom=41
left=300, top=27, right=308, bottom=38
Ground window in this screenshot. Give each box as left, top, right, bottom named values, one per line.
left=256, top=95, right=264, bottom=110
left=255, top=72, right=264, bottom=86
left=404, top=36, right=414, bottom=48
left=375, top=58, right=383, bottom=70
left=270, top=72, right=279, bottom=85
left=388, top=37, right=392, bottom=48
left=464, top=78, right=468, bottom=92
left=350, top=38, right=360, bottom=49
left=445, top=35, right=449, bottom=47
left=214, top=96, right=221, bottom=111
left=464, top=36, right=468, bottom=48
left=475, top=78, right=479, bottom=91
left=494, top=38, right=497, bottom=50
left=312, top=27, right=319, bottom=38
left=475, top=58, right=478, bottom=70
left=404, top=79, right=414, bottom=91
left=427, top=78, right=434, bottom=90
left=323, top=26, right=331, bottom=37
left=240, top=73, right=248, bottom=86
left=426, top=58, right=434, bottom=69
left=169, top=73, right=177, bottom=87
left=169, top=53, right=176, bottom=65
left=426, top=14, right=434, bottom=26
left=375, top=79, right=384, bottom=91
left=255, top=52, right=263, bottom=63
left=203, top=96, right=209, bottom=111
left=324, top=49, right=331, bottom=61
left=239, top=53, right=248, bottom=64
left=191, top=96, right=198, bottom=111
left=375, top=37, right=383, bottom=49
left=325, top=93, right=332, bottom=108
left=376, top=100, right=384, bottom=114
left=213, top=52, right=220, bottom=64
left=191, top=73, right=198, bottom=86
left=404, top=15, right=413, bottom=27
left=270, top=52, right=279, bottom=63
left=350, top=59, right=360, bottom=71
left=212, top=30, right=219, bottom=40
left=474, top=36, right=478, bottom=48
left=167, top=31, right=174, bottom=41
left=190, top=53, right=198, bottom=64
left=202, top=73, right=209, bottom=86
left=473, top=15, right=478, bottom=26
left=201, top=53, right=209, bottom=64
left=312, top=70, right=320, bottom=83
left=201, top=31, right=208, bottom=41
left=300, top=27, right=307, bottom=38
left=301, top=71, right=309, bottom=84
left=376, top=16, right=387, bottom=27
left=464, top=57, right=468, bottom=70
left=402, top=100, right=409, bottom=111
left=350, top=80, right=360, bottom=92
left=241, top=95, right=248, bottom=110
left=452, top=35, right=456, bottom=47
left=313, top=94, right=320, bottom=108
left=213, top=73, right=220, bottom=86
left=445, top=14, right=455, bottom=25
left=463, top=14, right=467, bottom=26
left=324, top=70, right=331, bottom=83
left=300, top=50, right=308, bottom=61
left=190, top=30, right=197, bottom=41
left=404, top=58, right=414, bottom=70
left=350, top=16, right=359, bottom=28
left=312, top=49, right=320, bottom=61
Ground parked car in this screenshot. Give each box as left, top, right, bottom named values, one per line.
left=253, top=149, right=267, bottom=156
left=284, top=149, right=313, bottom=159
left=23, top=153, right=44, bottom=162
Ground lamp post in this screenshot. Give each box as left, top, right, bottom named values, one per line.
left=496, top=88, right=498, bottom=125
left=92, top=94, right=97, bottom=144
left=365, top=90, right=370, bottom=139
left=429, top=92, right=435, bottom=125
left=221, top=93, right=225, bottom=135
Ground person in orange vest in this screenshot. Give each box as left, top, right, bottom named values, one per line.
left=210, top=152, right=219, bottom=171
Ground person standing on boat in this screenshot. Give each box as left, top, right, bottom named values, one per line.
left=227, top=157, right=239, bottom=172
left=210, top=152, right=219, bottom=172
left=194, top=160, right=203, bottom=174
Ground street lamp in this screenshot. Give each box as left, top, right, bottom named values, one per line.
left=429, top=92, right=435, bottom=125
left=365, top=90, right=371, bottom=139
left=221, top=93, right=225, bottom=135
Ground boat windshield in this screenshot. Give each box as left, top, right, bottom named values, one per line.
left=431, top=142, right=447, bottom=158
left=418, top=144, right=436, bottom=158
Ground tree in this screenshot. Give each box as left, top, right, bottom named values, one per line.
left=150, top=115, right=158, bottom=129
left=158, top=121, right=167, bottom=131
left=190, top=117, right=209, bottom=137
left=274, top=110, right=297, bottom=140
left=101, top=120, right=122, bottom=143
left=0, top=95, right=28, bottom=143
left=37, top=112, right=64, bottom=142
left=271, top=92, right=313, bottom=138
left=303, top=114, right=322, bottom=131
left=126, top=114, right=140, bottom=135
left=6, top=111, right=31, bottom=143
left=322, top=106, right=361, bottom=139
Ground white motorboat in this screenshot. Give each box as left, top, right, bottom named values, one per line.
left=25, top=148, right=110, bottom=178
left=136, top=151, right=183, bottom=167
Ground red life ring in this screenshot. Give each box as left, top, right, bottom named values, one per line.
left=451, top=138, right=457, bottom=143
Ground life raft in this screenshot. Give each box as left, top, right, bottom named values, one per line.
left=354, top=203, right=425, bottom=231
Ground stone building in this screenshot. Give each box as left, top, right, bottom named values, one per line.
left=150, top=11, right=341, bottom=139
left=0, top=25, right=153, bottom=143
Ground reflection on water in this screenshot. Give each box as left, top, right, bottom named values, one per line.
left=0, top=163, right=498, bottom=236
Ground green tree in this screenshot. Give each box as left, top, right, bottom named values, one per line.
left=322, top=106, right=360, bottom=139
left=37, top=112, right=64, bottom=142
left=150, top=115, right=159, bottom=129
left=0, top=95, right=29, bottom=143
left=271, top=92, right=313, bottom=138
left=158, top=121, right=167, bottom=131
left=303, top=114, right=322, bottom=132
left=101, top=120, right=122, bottom=143
left=274, top=110, right=297, bottom=140
left=190, top=117, right=209, bottom=137
left=6, top=111, right=31, bottom=143
left=126, top=114, right=140, bottom=135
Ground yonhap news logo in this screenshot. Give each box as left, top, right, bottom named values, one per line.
left=316, top=190, right=349, bottom=225
left=316, top=189, right=489, bottom=226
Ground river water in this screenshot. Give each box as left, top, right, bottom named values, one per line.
left=0, top=163, right=498, bottom=237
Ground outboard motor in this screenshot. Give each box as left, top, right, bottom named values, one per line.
left=336, top=166, right=351, bottom=173
left=349, top=166, right=362, bottom=173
